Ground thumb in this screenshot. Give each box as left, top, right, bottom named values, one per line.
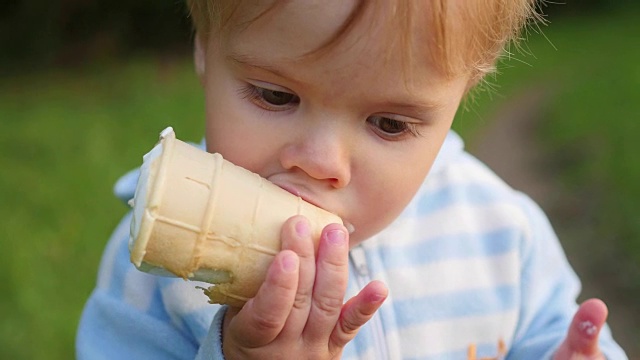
left=555, top=298, right=608, bottom=359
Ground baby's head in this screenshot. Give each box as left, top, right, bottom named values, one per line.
left=186, top=0, right=538, bottom=245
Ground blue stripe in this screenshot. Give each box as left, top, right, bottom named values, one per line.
left=376, top=227, right=520, bottom=270
left=392, top=285, right=518, bottom=326
left=413, top=182, right=514, bottom=216
left=347, top=318, right=376, bottom=358
left=146, top=284, right=173, bottom=324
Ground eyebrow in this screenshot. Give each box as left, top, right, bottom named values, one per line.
left=227, top=53, right=293, bottom=79
left=380, top=100, right=441, bottom=117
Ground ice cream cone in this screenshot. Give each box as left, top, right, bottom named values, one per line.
left=129, top=127, right=342, bottom=307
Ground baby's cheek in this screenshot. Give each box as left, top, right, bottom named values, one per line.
left=351, top=188, right=411, bottom=242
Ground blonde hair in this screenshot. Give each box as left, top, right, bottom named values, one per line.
left=185, top=0, right=542, bottom=85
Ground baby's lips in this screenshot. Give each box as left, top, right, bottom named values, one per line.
left=272, top=180, right=351, bottom=232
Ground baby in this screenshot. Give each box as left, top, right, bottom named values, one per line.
left=77, top=1, right=628, bottom=359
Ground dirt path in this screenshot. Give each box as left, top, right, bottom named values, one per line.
left=469, top=87, right=638, bottom=357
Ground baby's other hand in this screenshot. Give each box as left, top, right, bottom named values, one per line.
left=553, top=298, right=608, bottom=360
left=221, top=216, right=388, bottom=360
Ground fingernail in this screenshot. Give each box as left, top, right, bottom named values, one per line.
left=369, top=292, right=386, bottom=303
left=281, top=253, right=297, bottom=273
left=326, top=229, right=346, bottom=246
left=295, top=218, right=310, bottom=237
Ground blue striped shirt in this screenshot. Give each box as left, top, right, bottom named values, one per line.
left=76, top=131, right=627, bottom=359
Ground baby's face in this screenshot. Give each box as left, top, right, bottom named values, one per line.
left=200, top=1, right=470, bottom=246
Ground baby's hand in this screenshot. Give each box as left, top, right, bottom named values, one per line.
left=553, top=298, right=608, bottom=360
left=222, top=216, right=388, bottom=360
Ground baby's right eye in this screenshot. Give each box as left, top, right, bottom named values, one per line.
left=257, top=88, right=298, bottom=106
left=239, top=84, right=300, bottom=111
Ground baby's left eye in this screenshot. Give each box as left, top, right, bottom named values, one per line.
left=367, top=116, right=419, bottom=139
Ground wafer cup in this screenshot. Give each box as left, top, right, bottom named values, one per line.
left=129, top=127, right=342, bottom=307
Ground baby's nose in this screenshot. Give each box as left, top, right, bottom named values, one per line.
left=279, top=127, right=351, bottom=188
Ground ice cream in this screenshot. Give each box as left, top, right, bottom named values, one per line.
left=129, top=127, right=342, bottom=307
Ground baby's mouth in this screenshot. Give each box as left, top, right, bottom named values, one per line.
left=272, top=181, right=354, bottom=234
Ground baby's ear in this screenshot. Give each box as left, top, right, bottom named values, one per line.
left=194, top=33, right=206, bottom=86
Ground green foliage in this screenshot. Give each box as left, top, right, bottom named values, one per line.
left=536, top=13, right=640, bottom=282
left=0, top=58, right=203, bottom=359
left=0, top=1, right=193, bottom=70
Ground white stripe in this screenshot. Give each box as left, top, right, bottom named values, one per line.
left=397, top=311, right=518, bottom=357
left=161, top=280, right=213, bottom=315
left=160, top=280, right=213, bottom=331
left=385, top=252, right=520, bottom=299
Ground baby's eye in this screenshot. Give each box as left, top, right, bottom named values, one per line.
left=239, top=83, right=300, bottom=111
left=367, top=115, right=419, bottom=139
left=257, top=88, right=298, bottom=106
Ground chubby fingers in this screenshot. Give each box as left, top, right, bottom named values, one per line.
left=554, top=298, right=608, bottom=360
left=305, top=223, right=351, bottom=342
left=279, top=216, right=317, bottom=336
left=226, top=250, right=300, bottom=348
left=330, top=280, right=388, bottom=350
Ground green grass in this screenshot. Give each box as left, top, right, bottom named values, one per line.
left=536, top=14, right=640, bottom=263
left=1, top=9, right=639, bottom=359
left=0, top=58, right=204, bottom=359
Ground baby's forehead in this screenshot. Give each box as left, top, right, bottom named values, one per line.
left=220, top=0, right=533, bottom=83
left=228, top=1, right=361, bottom=64
left=226, top=2, right=449, bottom=77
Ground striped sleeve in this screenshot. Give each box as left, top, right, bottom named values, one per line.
left=508, top=194, right=627, bottom=359
left=76, top=211, right=228, bottom=359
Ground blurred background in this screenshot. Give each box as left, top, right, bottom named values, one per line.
left=0, top=1, right=638, bottom=358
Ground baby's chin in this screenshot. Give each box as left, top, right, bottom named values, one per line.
left=352, top=198, right=414, bottom=245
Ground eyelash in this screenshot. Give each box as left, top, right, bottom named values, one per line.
left=367, top=116, right=421, bottom=139
left=238, top=84, right=299, bottom=112
left=238, top=83, right=421, bottom=140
